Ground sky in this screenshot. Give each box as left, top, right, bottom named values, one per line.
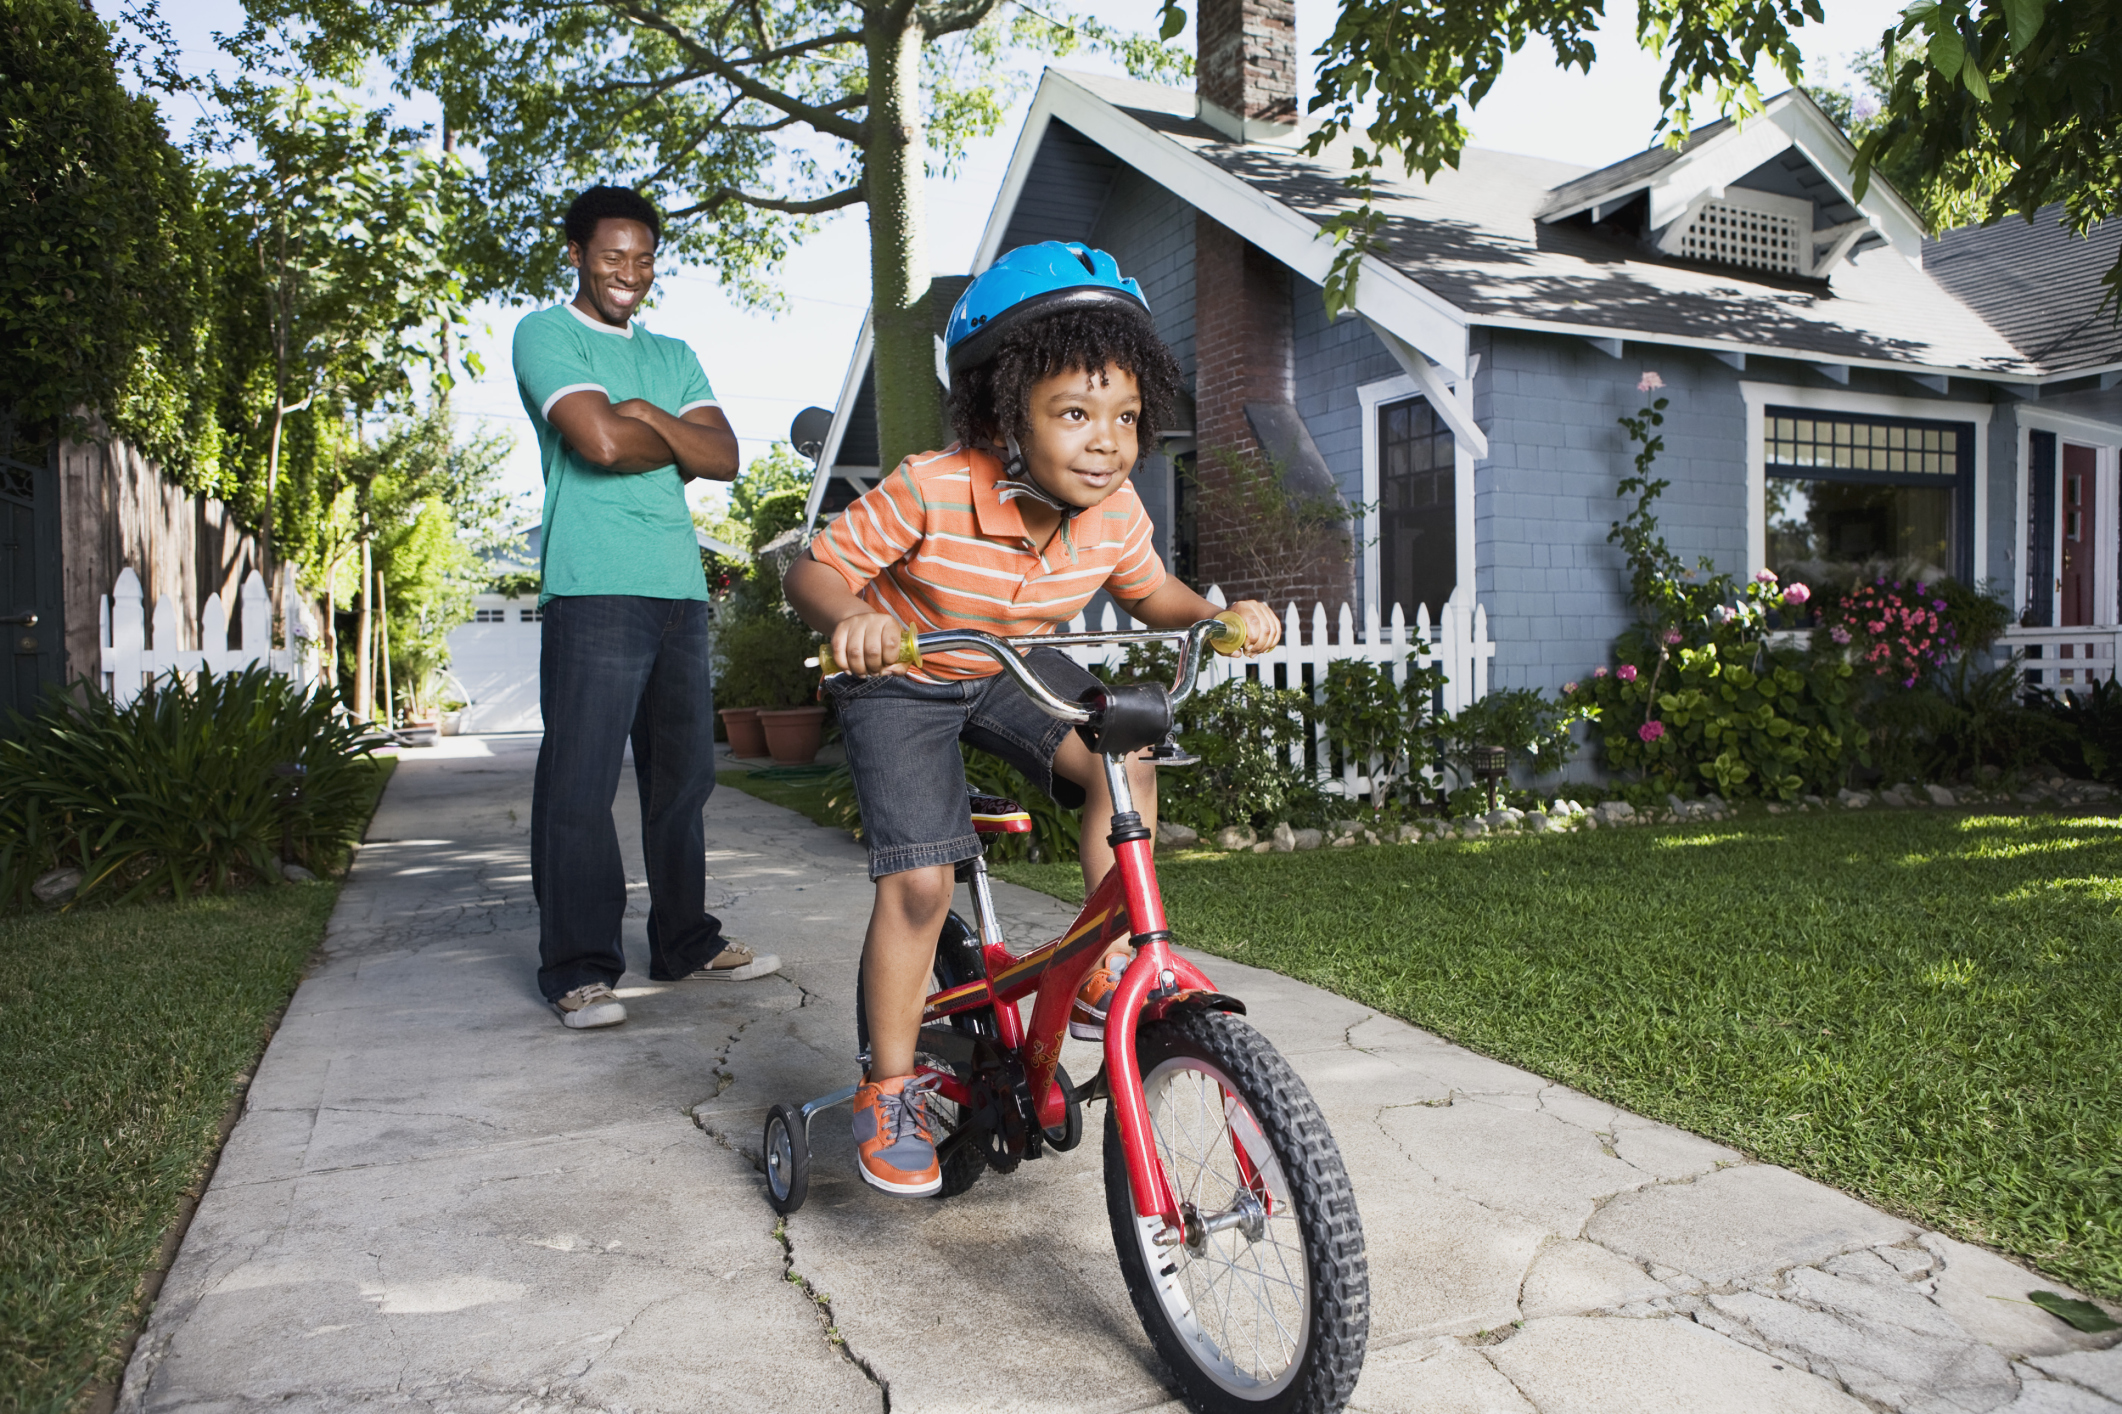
left=148, top=0, right=1913, bottom=522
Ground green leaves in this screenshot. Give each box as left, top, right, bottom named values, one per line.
left=0, top=668, right=382, bottom=910
left=2026, top=1291, right=2117, bottom=1333
left=1158, top=1, right=1188, bottom=43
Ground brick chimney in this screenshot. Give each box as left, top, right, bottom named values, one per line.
left=1195, top=0, right=1298, bottom=144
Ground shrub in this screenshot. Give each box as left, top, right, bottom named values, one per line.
left=1317, top=655, right=1448, bottom=811
left=2032, top=676, right=2122, bottom=785
left=1435, top=686, right=1583, bottom=790
left=712, top=558, right=822, bottom=711
left=1162, top=678, right=1327, bottom=834
left=0, top=668, right=382, bottom=908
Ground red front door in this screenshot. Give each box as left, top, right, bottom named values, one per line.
left=2061, top=444, right=2097, bottom=627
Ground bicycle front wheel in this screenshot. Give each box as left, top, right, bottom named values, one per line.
left=1104, top=1010, right=1368, bottom=1414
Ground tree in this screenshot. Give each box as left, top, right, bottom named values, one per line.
left=201, top=80, right=474, bottom=605
left=1852, top=0, right=2122, bottom=303
left=0, top=0, right=220, bottom=477
left=238, top=0, right=1184, bottom=471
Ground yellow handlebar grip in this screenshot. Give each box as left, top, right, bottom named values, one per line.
left=815, top=626, right=922, bottom=676
left=1209, top=610, right=1248, bottom=657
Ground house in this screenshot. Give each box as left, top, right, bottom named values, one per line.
left=808, top=0, right=2122, bottom=697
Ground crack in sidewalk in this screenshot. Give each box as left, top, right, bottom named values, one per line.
left=774, top=1218, right=892, bottom=1412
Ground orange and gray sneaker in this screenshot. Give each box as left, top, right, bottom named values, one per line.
left=1070, top=948, right=1134, bottom=1041
left=851, top=1073, right=943, bottom=1196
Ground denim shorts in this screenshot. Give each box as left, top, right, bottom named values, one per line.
left=826, top=648, right=1099, bottom=879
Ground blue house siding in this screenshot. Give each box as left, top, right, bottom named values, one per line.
left=1090, top=164, right=1197, bottom=379
left=1480, top=334, right=1753, bottom=694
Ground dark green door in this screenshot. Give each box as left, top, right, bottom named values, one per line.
left=1, top=438, right=64, bottom=734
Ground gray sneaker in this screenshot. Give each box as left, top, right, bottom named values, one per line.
left=552, top=983, right=626, bottom=1029
left=670, top=942, right=781, bottom=982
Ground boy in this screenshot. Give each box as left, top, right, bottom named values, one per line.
left=784, top=242, right=1280, bottom=1195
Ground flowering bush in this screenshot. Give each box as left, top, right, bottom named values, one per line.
left=1821, top=579, right=1958, bottom=688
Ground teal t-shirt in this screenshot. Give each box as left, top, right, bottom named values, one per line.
left=512, top=302, right=718, bottom=604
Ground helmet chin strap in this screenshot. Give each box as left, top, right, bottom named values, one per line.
left=995, top=435, right=1080, bottom=519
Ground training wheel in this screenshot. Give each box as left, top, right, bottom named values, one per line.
left=763, top=1103, right=810, bottom=1214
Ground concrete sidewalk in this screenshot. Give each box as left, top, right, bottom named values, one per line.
left=119, top=737, right=2120, bottom=1414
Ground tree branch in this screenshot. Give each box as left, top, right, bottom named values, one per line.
left=606, top=2, right=868, bottom=143
left=919, top=0, right=1002, bottom=39
left=672, top=183, right=867, bottom=217
left=730, top=27, right=865, bottom=67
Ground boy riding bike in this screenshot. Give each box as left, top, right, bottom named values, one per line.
left=784, top=243, right=1281, bottom=1196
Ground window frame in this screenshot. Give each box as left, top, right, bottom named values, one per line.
left=1359, top=373, right=1474, bottom=626
left=1740, top=382, right=1990, bottom=591
left=1761, top=405, right=1975, bottom=583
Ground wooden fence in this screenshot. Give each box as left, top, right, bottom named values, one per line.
left=99, top=567, right=321, bottom=704
left=1053, top=587, right=1496, bottom=800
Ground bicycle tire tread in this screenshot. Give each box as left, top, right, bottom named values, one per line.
left=1106, top=1009, right=1369, bottom=1414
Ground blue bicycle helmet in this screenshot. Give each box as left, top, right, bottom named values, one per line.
left=944, top=242, right=1151, bottom=375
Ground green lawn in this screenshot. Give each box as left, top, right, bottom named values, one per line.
left=996, top=809, right=2122, bottom=1298
left=1, top=886, right=341, bottom=1412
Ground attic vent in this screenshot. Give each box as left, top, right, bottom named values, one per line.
left=1679, top=201, right=1803, bottom=275
left=1658, top=187, right=1816, bottom=277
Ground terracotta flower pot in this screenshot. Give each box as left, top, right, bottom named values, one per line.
left=720, top=707, right=768, bottom=758
left=758, top=705, right=827, bottom=765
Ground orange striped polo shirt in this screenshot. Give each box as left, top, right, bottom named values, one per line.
left=809, top=445, right=1168, bottom=682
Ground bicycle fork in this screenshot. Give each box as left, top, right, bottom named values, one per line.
left=1097, top=752, right=1189, bottom=1241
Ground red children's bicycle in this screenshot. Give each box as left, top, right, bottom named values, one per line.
left=763, top=618, right=1369, bottom=1414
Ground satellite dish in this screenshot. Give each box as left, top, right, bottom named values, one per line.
left=789, top=406, right=834, bottom=460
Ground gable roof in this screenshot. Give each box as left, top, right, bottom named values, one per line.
left=1924, top=206, right=2122, bottom=376
left=980, top=71, right=2059, bottom=383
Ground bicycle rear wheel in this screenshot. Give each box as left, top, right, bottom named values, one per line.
left=1104, top=1010, right=1368, bottom=1414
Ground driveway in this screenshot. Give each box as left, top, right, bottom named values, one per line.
left=118, top=736, right=2121, bottom=1413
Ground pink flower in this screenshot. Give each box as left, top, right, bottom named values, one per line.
left=1712, top=604, right=1737, bottom=624
left=1783, top=583, right=1811, bottom=606
left=1754, top=568, right=1779, bottom=584
left=1594, top=666, right=1610, bottom=678
left=1563, top=681, right=1578, bottom=695
left=1638, top=720, right=1665, bottom=743
left=1637, top=371, right=1665, bottom=392
left=1830, top=625, right=1852, bottom=644
left=1661, top=627, right=1683, bottom=646
left=1617, top=664, right=1639, bottom=682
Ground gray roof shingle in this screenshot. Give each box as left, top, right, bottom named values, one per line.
left=1923, top=207, right=2122, bottom=375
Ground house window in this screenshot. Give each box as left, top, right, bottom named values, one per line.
left=1762, top=408, right=1973, bottom=586
left=1377, top=396, right=1455, bottom=623
left=473, top=608, right=506, bottom=624
left=1171, top=450, right=1198, bottom=586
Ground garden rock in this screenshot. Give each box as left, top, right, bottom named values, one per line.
left=1838, top=788, right=1873, bottom=809
left=31, top=868, right=83, bottom=905
left=1213, top=825, right=1256, bottom=851
left=1925, top=784, right=1957, bottom=807
left=1155, top=820, right=1199, bottom=848
left=1395, top=824, right=1422, bottom=843
left=1525, top=812, right=1552, bottom=833
left=1595, top=800, right=1635, bottom=825
left=1805, top=794, right=1826, bottom=808
left=1331, top=834, right=1357, bottom=847
left=1485, top=810, right=1516, bottom=830
left=1878, top=786, right=1912, bottom=808
left=1459, top=819, right=1488, bottom=838
left=280, top=862, right=318, bottom=883
left=1331, top=819, right=1363, bottom=837
left=1251, top=841, right=1273, bottom=853
left=1293, top=827, right=1323, bottom=851
left=1269, top=822, right=1297, bottom=854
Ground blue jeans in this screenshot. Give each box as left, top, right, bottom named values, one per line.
left=532, top=595, right=727, bottom=1001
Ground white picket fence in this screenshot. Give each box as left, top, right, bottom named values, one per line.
left=99, top=567, right=321, bottom=705
left=1053, top=586, right=1496, bottom=800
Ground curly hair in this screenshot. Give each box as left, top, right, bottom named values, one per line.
left=947, top=302, right=1182, bottom=465
left=564, top=185, right=662, bottom=250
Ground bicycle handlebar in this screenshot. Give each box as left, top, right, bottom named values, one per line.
left=808, top=613, right=1247, bottom=723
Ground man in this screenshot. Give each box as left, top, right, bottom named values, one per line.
left=514, top=184, right=779, bottom=1030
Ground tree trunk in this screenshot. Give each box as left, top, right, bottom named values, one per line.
left=355, top=534, right=374, bottom=720
left=376, top=567, right=393, bottom=727
left=865, top=7, right=941, bottom=474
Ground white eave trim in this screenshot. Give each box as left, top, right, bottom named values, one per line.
left=978, top=70, right=1473, bottom=379
left=800, top=313, right=875, bottom=541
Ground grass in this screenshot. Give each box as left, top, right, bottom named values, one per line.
left=1, top=886, right=341, bottom=1412
left=717, top=766, right=852, bottom=833
left=994, top=809, right=2122, bottom=1299
left=0, top=757, right=389, bottom=1413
